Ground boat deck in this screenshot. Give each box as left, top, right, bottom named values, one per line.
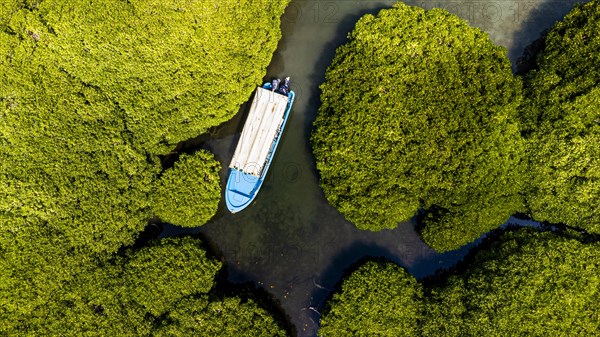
left=229, top=87, right=289, bottom=176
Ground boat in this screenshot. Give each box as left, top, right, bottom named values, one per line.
left=225, top=77, right=295, bottom=213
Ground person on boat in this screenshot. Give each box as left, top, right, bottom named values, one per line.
left=277, top=77, right=290, bottom=95
left=271, top=78, right=281, bottom=92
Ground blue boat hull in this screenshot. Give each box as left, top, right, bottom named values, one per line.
left=225, top=83, right=295, bottom=213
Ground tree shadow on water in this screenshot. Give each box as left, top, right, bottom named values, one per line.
left=510, top=0, right=590, bottom=74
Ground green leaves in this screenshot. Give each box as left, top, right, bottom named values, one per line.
left=123, top=237, right=221, bottom=316
left=0, top=237, right=222, bottom=336
left=425, top=229, right=600, bottom=336
left=521, top=0, right=600, bottom=234
left=312, top=3, right=525, bottom=251
left=321, top=229, right=600, bottom=337
left=0, top=236, right=287, bottom=336
left=316, top=16, right=600, bottom=337
left=0, top=0, right=289, bottom=333
left=151, top=151, right=222, bottom=227
left=39, top=0, right=289, bottom=154
left=319, top=260, right=423, bottom=337
left=156, top=295, right=288, bottom=337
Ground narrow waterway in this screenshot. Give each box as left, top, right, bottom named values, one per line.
left=161, top=1, right=585, bottom=335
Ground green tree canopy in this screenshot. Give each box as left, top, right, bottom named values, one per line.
left=123, top=237, right=222, bottom=316
left=424, top=229, right=600, bottom=336
left=151, top=151, right=221, bottom=227
left=520, top=0, right=600, bottom=234
left=156, top=295, right=288, bottom=337
left=0, top=0, right=287, bottom=255
left=0, top=0, right=21, bottom=29
left=0, top=0, right=288, bottom=331
left=36, top=0, right=287, bottom=154
left=319, top=229, right=600, bottom=336
left=0, top=237, right=220, bottom=335
left=311, top=3, right=525, bottom=252
left=1, top=236, right=287, bottom=336
left=319, top=260, right=423, bottom=337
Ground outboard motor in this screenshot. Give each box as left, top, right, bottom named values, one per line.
left=271, top=78, right=281, bottom=92
left=278, top=77, right=290, bottom=95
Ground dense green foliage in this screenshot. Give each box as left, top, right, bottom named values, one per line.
left=0, top=0, right=286, bottom=254
left=151, top=151, right=221, bottom=227
left=123, top=237, right=221, bottom=316
left=424, top=229, right=600, bottom=336
left=31, top=257, right=154, bottom=336
left=311, top=3, right=524, bottom=251
left=0, top=236, right=287, bottom=336
left=320, top=229, right=600, bottom=336
left=319, top=260, right=422, bottom=337
left=156, top=296, right=288, bottom=337
left=38, top=0, right=286, bottom=154
left=1, top=237, right=221, bottom=335
left=0, top=0, right=20, bottom=29
left=0, top=0, right=288, bottom=333
left=521, top=0, right=600, bottom=234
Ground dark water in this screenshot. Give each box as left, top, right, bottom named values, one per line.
left=161, top=1, right=585, bottom=335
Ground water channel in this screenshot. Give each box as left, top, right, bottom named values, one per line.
left=160, top=1, right=585, bottom=335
